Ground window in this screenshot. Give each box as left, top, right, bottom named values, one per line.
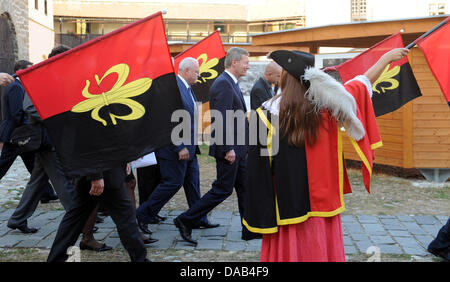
left=351, top=0, right=367, bottom=22
left=429, top=3, right=446, bottom=16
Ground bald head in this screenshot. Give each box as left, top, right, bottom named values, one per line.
left=264, top=61, right=282, bottom=84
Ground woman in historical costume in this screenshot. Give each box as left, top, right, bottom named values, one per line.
left=243, top=48, right=408, bottom=262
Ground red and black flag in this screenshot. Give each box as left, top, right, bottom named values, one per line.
left=334, top=33, right=422, bottom=116
left=174, top=30, right=226, bottom=104
left=17, top=12, right=183, bottom=177
left=416, top=17, right=450, bottom=107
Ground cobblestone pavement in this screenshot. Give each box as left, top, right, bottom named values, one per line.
left=0, top=208, right=447, bottom=256
left=0, top=159, right=447, bottom=257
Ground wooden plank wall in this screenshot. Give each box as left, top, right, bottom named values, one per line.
left=410, top=48, right=450, bottom=168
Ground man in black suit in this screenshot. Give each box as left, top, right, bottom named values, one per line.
left=174, top=47, right=259, bottom=245
left=250, top=61, right=282, bottom=110
left=0, top=61, right=56, bottom=209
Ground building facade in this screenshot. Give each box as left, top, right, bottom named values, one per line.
left=53, top=0, right=306, bottom=47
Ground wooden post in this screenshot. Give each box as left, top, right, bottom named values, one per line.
left=402, top=98, right=414, bottom=168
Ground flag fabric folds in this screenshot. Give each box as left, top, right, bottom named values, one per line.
left=335, top=33, right=422, bottom=116
left=174, top=31, right=226, bottom=104
left=18, top=12, right=183, bottom=177
left=416, top=17, right=450, bottom=107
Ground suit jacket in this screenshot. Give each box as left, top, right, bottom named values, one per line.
left=250, top=77, right=273, bottom=111
left=0, top=79, right=26, bottom=143
left=208, top=71, right=249, bottom=159
left=156, top=76, right=200, bottom=161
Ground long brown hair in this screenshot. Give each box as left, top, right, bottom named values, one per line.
left=278, top=70, right=322, bottom=147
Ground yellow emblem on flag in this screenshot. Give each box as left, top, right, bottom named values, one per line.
left=372, top=64, right=400, bottom=94
left=72, top=63, right=152, bottom=126
left=197, top=53, right=219, bottom=83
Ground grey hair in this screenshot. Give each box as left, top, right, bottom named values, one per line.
left=224, top=47, right=249, bottom=68
left=178, top=57, right=199, bottom=72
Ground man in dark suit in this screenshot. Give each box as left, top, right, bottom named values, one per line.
left=0, top=61, right=56, bottom=209
left=250, top=61, right=282, bottom=110
left=174, top=47, right=259, bottom=245
left=136, top=57, right=218, bottom=230
left=47, top=166, right=147, bottom=262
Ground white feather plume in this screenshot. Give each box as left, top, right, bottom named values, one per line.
left=302, top=67, right=365, bottom=141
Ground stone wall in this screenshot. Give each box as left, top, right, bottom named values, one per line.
left=0, top=0, right=29, bottom=63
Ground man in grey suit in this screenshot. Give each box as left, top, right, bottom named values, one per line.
left=250, top=61, right=282, bottom=110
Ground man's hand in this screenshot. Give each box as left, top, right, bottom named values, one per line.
left=178, top=147, right=190, bottom=161
left=225, top=149, right=236, bottom=165
left=89, top=179, right=104, bottom=196
left=0, top=73, right=14, bottom=86
left=126, top=163, right=131, bottom=175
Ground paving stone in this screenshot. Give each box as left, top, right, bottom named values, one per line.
left=343, top=222, right=365, bottom=234
left=344, top=245, right=358, bottom=255
left=414, top=215, right=438, bottom=225
left=403, top=222, right=427, bottom=235
left=378, top=244, right=403, bottom=255
left=354, top=241, right=374, bottom=253
left=362, top=223, right=387, bottom=235
left=226, top=231, right=242, bottom=242
left=414, top=235, right=434, bottom=248
left=396, top=215, right=415, bottom=222
left=201, top=226, right=228, bottom=237
left=173, top=241, right=196, bottom=250
left=420, top=224, right=441, bottom=236
left=357, top=215, right=378, bottom=223
left=350, top=233, right=370, bottom=242
left=389, top=230, right=411, bottom=237
left=210, top=210, right=233, bottom=219
left=224, top=241, right=246, bottom=252
left=370, top=235, right=395, bottom=245
left=0, top=235, right=20, bottom=247
left=343, top=236, right=352, bottom=245
left=341, top=215, right=356, bottom=223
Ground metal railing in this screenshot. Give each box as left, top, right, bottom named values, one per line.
left=55, top=33, right=252, bottom=47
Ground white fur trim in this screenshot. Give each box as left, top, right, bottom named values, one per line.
left=303, top=67, right=365, bottom=141
left=346, top=75, right=373, bottom=98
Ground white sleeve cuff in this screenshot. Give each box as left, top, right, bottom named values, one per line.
left=345, top=75, right=373, bottom=98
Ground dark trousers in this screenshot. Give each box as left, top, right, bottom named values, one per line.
left=136, top=156, right=207, bottom=225
left=178, top=156, right=250, bottom=234
left=136, top=163, right=161, bottom=205
left=428, top=217, right=450, bottom=251
left=47, top=166, right=147, bottom=262
left=0, top=142, right=54, bottom=197
left=8, top=149, right=75, bottom=227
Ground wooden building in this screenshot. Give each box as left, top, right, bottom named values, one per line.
left=250, top=16, right=450, bottom=181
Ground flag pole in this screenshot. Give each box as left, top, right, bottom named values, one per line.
left=405, top=17, right=450, bottom=49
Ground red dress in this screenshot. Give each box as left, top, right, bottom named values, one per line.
left=260, top=215, right=345, bottom=262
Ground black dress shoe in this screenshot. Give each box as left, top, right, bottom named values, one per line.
left=7, top=223, right=39, bottom=234
left=142, top=236, right=159, bottom=244
left=173, top=217, right=197, bottom=245
left=40, top=193, right=58, bottom=204
left=428, top=247, right=450, bottom=262
left=193, top=222, right=220, bottom=229
left=156, top=214, right=167, bottom=221
left=137, top=217, right=153, bottom=234
left=79, top=242, right=113, bottom=252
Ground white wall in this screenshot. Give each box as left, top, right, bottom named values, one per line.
left=305, top=0, right=351, bottom=27
left=28, top=0, right=54, bottom=63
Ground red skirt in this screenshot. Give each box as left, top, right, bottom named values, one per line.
left=260, top=215, right=345, bottom=262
